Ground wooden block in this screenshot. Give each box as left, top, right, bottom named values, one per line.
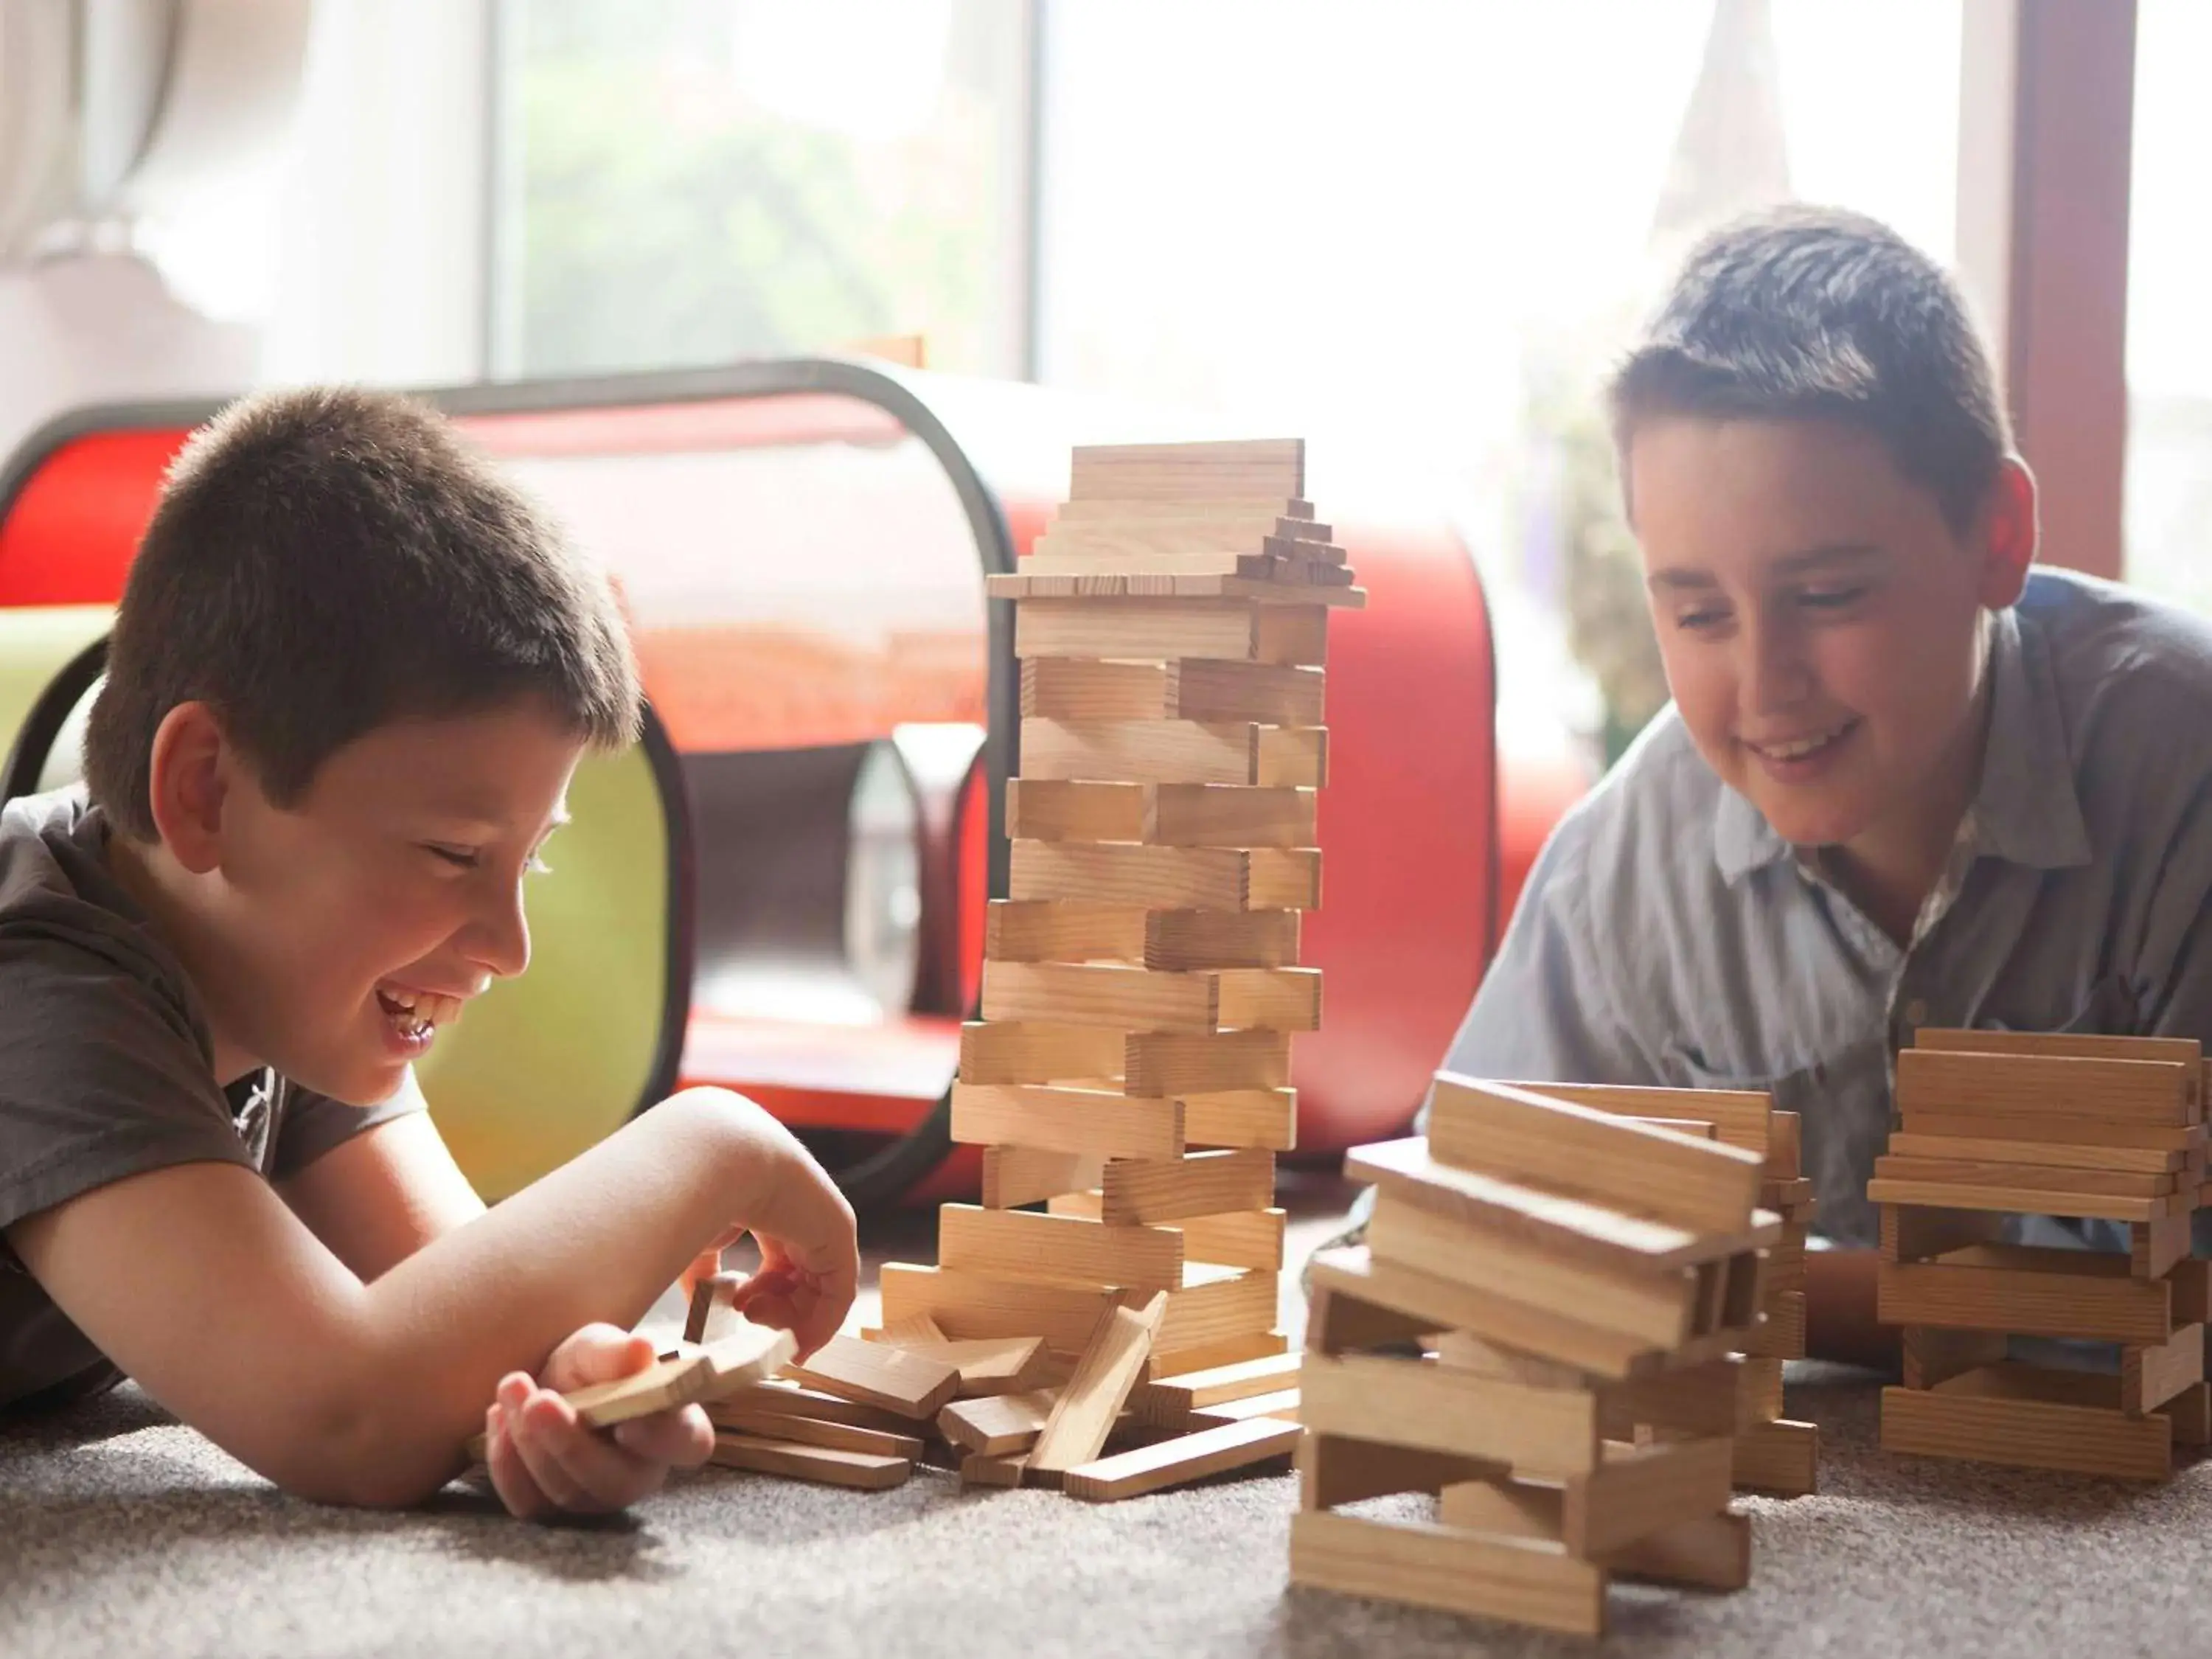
left=1767, top=1111, right=1803, bottom=1180
left=2134, top=1212, right=2194, bottom=1279
left=1144, top=908, right=1301, bottom=970
left=1186, top=1388, right=1300, bottom=1426
left=1307, top=1247, right=1664, bottom=1380
left=783, top=1334, right=959, bottom=1420
left=1125, top=1029, right=1290, bottom=1095
left=940, top=1203, right=1185, bottom=1295
left=1597, top=1358, right=1748, bottom=1440
left=875, top=1312, right=948, bottom=1344
left=958, top=1019, right=1124, bottom=1085
left=1743, top=1292, right=1806, bottom=1360
left=1878, top=1244, right=2174, bottom=1342
left=1874, top=1153, right=2174, bottom=1198
left=939, top=1388, right=1060, bottom=1455
left=1168, top=659, right=1326, bottom=725
left=950, top=1083, right=1184, bottom=1161
left=1005, top=779, right=1147, bottom=844
left=558, top=1323, right=799, bottom=1430
left=1169, top=1207, right=1287, bottom=1270
left=1148, top=781, right=1316, bottom=846
left=885, top=1336, right=1047, bottom=1397
left=1054, top=495, right=1313, bottom=524
left=703, top=1407, right=925, bottom=1461
left=1138, top=1330, right=1287, bottom=1380
left=1508, top=1079, right=1772, bottom=1157
left=877, top=1263, right=1122, bottom=1351
left=1101, top=1148, right=1275, bottom=1224
left=1916, top=1027, right=2202, bottom=1099
left=1028, top=1291, right=1169, bottom=1472
left=1019, top=717, right=1319, bottom=788
left=1903, top=1110, right=2205, bottom=1151
left=2174, top=1257, right=2211, bottom=1324
left=1155, top=1264, right=1279, bottom=1357
left=1885, top=1130, right=2189, bottom=1175
left=1882, top=1372, right=2171, bottom=1479
left=981, top=1145, right=1105, bottom=1208
left=1344, top=1136, right=1774, bottom=1273
left=1132, top=1352, right=1302, bottom=1424
left=1365, top=1189, right=1700, bottom=1349
left=1734, top=1357, right=1785, bottom=1425
left=708, top=1432, right=911, bottom=1490
left=2124, top=1323, right=2205, bottom=1413
left=1428, top=1075, right=1762, bottom=1234
left=1063, top=1417, right=1300, bottom=1501
left=1020, top=657, right=1169, bottom=721
left=1011, top=840, right=1320, bottom=912
left=959, top=1450, right=1028, bottom=1488
left=713, top=1380, right=920, bottom=1436
left=1731, top=1417, right=1818, bottom=1494
left=1182, top=1086, right=1298, bottom=1150
left=1879, top=1203, right=2008, bottom=1262
left=1071, top=438, right=1304, bottom=501
left=2157, top=1380, right=2212, bottom=1447
left=1296, top=1431, right=1500, bottom=1508
left=1900, top=1326, right=2010, bottom=1390
left=1894, top=1048, right=2197, bottom=1127
left=1866, top=1176, right=2162, bottom=1222
left=1568, top=1436, right=1736, bottom=1556
left=1304, top=1283, right=1433, bottom=1356
left=978, top=959, right=1320, bottom=1034
left=1287, top=1511, right=1606, bottom=1638
left=1604, top=1508, right=1753, bottom=1592
left=1302, top=1352, right=1598, bottom=1478
left=684, top=1271, right=745, bottom=1346
left=1435, top=1474, right=1565, bottom=1542
left=1015, top=599, right=1304, bottom=665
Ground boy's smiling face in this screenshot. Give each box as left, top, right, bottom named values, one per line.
left=138, top=698, right=588, bottom=1105
left=1627, top=417, right=2034, bottom=863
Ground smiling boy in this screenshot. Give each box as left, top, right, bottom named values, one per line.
left=0, top=388, right=858, bottom=1516
left=1441, top=207, right=2212, bottom=1361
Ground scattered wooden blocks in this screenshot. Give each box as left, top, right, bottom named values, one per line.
left=1291, top=1078, right=1770, bottom=1635
left=875, top=437, right=1355, bottom=1501
left=782, top=1333, right=959, bottom=1420
left=1877, top=1027, right=2208, bottom=1481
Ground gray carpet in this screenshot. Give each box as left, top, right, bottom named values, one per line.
left=9, top=1187, right=2212, bottom=1658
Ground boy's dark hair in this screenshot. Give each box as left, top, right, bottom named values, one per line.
left=1609, top=206, right=2012, bottom=535
left=86, top=386, right=641, bottom=839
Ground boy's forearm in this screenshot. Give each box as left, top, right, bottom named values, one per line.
left=1803, top=1248, right=1897, bottom=1371
left=327, top=1088, right=782, bottom=1503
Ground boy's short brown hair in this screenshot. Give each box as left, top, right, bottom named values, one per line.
left=85, top=386, right=640, bottom=839
left=1609, top=206, right=2013, bottom=537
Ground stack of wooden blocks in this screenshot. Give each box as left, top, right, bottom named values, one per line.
left=1510, top=1080, right=1819, bottom=1495
left=1871, top=1029, right=2212, bottom=1481
left=874, top=437, right=1364, bottom=1498
left=1290, top=1073, right=1781, bottom=1636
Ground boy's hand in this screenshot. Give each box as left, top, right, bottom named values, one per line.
left=481, top=1323, right=714, bottom=1521
left=684, top=1111, right=861, bottom=1361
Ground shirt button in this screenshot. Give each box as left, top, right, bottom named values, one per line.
left=1903, top=999, right=1930, bottom=1027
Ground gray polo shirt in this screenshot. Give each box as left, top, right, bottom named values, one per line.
left=0, top=788, right=425, bottom=1411
left=1445, top=567, right=2212, bottom=1247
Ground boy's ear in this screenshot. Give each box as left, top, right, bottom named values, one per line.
left=145, top=702, right=236, bottom=877
left=1975, top=456, right=2039, bottom=609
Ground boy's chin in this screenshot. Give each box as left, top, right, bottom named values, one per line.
left=1747, top=790, right=1874, bottom=852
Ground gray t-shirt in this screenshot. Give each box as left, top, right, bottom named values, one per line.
left=0, top=787, right=425, bottom=1410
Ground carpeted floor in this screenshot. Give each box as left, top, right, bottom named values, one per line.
left=9, top=1186, right=2212, bottom=1658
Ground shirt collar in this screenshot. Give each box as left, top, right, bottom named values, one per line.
left=1711, top=601, right=2093, bottom=886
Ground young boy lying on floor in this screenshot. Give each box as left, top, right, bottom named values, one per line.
left=0, top=387, right=858, bottom=1517
left=1400, top=206, right=2212, bottom=1363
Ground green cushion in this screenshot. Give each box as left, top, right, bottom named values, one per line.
left=0, top=607, right=114, bottom=785
left=417, top=736, right=676, bottom=1201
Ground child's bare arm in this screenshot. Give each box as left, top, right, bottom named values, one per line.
left=276, top=1112, right=487, bottom=1282
left=6, top=1086, right=855, bottom=1508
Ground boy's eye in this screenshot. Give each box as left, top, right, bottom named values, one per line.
left=425, top=844, right=479, bottom=870
left=1797, top=585, right=1868, bottom=611
left=1674, top=607, right=1730, bottom=633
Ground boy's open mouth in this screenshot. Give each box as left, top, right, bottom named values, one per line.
left=1744, top=717, right=1860, bottom=764
left=375, top=985, right=465, bottom=1042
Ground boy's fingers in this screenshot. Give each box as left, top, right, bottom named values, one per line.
left=484, top=1405, right=550, bottom=1521
left=542, top=1326, right=656, bottom=1391
left=611, top=1404, right=714, bottom=1468
left=509, top=1394, right=607, bottom=1514
left=522, top=1394, right=665, bottom=1512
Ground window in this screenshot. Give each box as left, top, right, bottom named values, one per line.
left=491, top=0, right=1032, bottom=379
left=2125, top=0, right=2212, bottom=611
left=1036, top=0, right=1961, bottom=757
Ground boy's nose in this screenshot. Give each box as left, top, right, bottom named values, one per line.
left=462, top=886, right=532, bottom=981
left=1740, top=616, right=1814, bottom=714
